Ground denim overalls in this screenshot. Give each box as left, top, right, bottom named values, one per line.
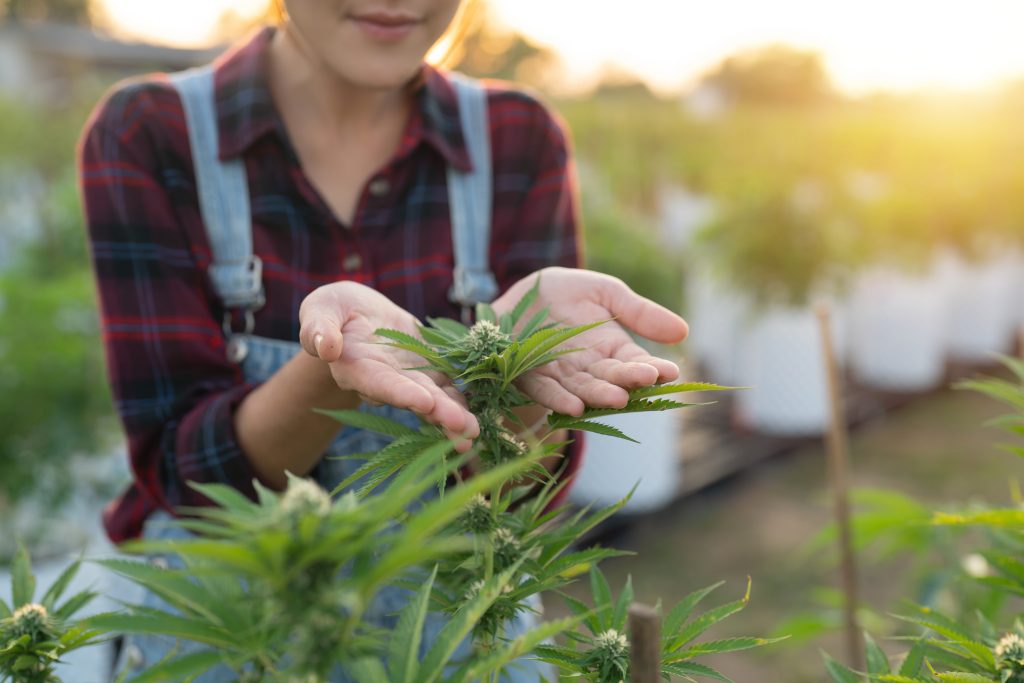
left=114, top=65, right=549, bottom=682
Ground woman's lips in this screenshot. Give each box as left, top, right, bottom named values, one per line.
left=350, top=12, right=420, bottom=41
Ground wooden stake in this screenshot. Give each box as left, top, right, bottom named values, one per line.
left=629, top=603, right=661, bottom=683
left=815, top=304, right=863, bottom=669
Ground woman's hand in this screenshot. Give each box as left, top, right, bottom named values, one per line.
left=492, top=267, right=689, bottom=416
left=299, top=281, right=479, bottom=446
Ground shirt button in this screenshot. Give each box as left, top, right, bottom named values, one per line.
left=368, top=177, right=390, bottom=197
left=343, top=253, right=362, bottom=272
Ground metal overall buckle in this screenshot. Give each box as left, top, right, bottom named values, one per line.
left=222, top=307, right=257, bottom=364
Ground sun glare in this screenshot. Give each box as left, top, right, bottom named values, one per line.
left=97, top=0, right=1024, bottom=94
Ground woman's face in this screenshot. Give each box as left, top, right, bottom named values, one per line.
left=281, top=0, right=463, bottom=88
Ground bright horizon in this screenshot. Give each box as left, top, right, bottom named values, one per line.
left=96, top=0, right=1024, bottom=95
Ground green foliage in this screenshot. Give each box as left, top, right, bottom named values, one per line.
left=0, top=91, right=117, bottom=510
left=823, top=360, right=1024, bottom=683
left=0, top=546, right=102, bottom=683
left=2, top=283, right=766, bottom=682
left=535, top=568, right=784, bottom=683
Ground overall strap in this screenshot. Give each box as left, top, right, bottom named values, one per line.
left=447, top=73, right=499, bottom=317
left=169, top=66, right=264, bottom=314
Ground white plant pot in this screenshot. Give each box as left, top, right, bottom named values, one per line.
left=938, top=250, right=1018, bottom=362
left=568, top=410, right=681, bottom=513
left=848, top=265, right=948, bottom=391
left=734, top=306, right=831, bottom=436
left=684, top=268, right=750, bottom=385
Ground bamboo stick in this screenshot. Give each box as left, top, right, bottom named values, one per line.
left=628, top=603, right=661, bottom=683
left=815, top=304, right=863, bottom=669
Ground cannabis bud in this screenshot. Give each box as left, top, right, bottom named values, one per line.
left=466, top=320, right=510, bottom=353
left=582, top=628, right=630, bottom=683
left=7, top=603, right=55, bottom=641
left=492, top=527, right=522, bottom=571
left=455, top=319, right=512, bottom=366
left=280, top=478, right=332, bottom=517
left=460, top=494, right=495, bottom=534
left=996, top=632, right=1024, bottom=682
left=594, top=629, right=629, bottom=658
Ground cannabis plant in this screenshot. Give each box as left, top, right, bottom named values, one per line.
left=0, top=546, right=102, bottom=683
left=824, top=356, right=1024, bottom=683
left=9, top=281, right=772, bottom=682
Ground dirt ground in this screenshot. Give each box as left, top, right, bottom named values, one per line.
left=550, top=379, right=1024, bottom=682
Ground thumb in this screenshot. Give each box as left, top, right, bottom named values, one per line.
left=299, top=295, right=346, bottom=362
left=604, top=278, right=689, bottom=344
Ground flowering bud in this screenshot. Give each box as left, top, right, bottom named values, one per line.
left=997, top=632, right=1024, bottom=681
left=461, top=494, right=495, bottom=534
left=280, top=478, right=332, bottom=517
left=8, top=603, right=54, bottom=640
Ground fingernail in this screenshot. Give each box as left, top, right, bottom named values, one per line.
left=314, top=333, right=323, bottom=356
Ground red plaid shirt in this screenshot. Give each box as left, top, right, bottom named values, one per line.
left=80, top=28, right=583, bottom=542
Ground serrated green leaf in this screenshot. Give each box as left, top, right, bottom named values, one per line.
left=463, top=616, right=581, bottom=681
left=507, top=320, right=609, bottom=381
left=612, top=575, right=634, bottom=633
left=414, top=562, right=524, bottom=683
left=667, top=578, right=751, bottom=652
left=663, top=582, right=725, bottom=636
left=84, top=612, right=237, bottom=650
left=629, top=382, right=734, bottom=399
left=823, top=652, right=865, bottom=683
left=893, top=609, right=995, bottom=669
left=0, top=596, right=10, bottom=618
left=389, top=566, right=438, bottom=683
left=668, top=636, right=786, bottom=661
left=588, top=565, right=614, bottom=631
left=550, top=420, right=639, bottom=443
left=517, top=306, right=551, bottom=339
left=94, top=559, right=225, bottom=625
left=502, top=278, right=540, bottom=330
left=935, top=674, right=997, bottom=682
left=532, top=644, right=584, bottom=671
left=662, top=661, right=734, bottom=682
left=426, top=317, right=469, bottom=339
left=40, top=559, right=81, bottom=612
left=52, top=590, right=98, bottom=621
left=125, top=650, right=225, bottom=683
left=865, top=632, right=892, bottom=675
left=475, top=302, right=498, bottom=323
left=314, top=408, right=420, bottom=438
left=11, top=543, right=35, bottom=607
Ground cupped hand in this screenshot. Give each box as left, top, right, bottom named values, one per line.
left=299, top=281, right=479, bottom=446
left=492, top=267, right=689, bottom=416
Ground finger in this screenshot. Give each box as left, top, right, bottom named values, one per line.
left=601, top=278, right=689, bottom=345
left=517, top=372, right=585, bottom=416
left=406, top=371, right=480, bottom=439
left=549, top=367, right=630, bottom=409
left=299, top=294, right=345, bottom=362
left=611, top=344, right=681, bottom=383
left=334, top=360, right=435, bottom=415
left=586, top=358, right=660, bottom=389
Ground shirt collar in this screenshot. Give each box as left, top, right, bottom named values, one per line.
left=211, top=27, right=472, bottom=171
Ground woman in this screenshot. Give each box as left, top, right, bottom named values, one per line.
left=79, top=0, right=688, bottom=679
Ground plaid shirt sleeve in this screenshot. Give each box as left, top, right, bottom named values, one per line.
left=79, top=82, right=260, bottom=536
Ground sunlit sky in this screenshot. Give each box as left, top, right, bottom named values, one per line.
left=98, top=0, right=1024, bottom=95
